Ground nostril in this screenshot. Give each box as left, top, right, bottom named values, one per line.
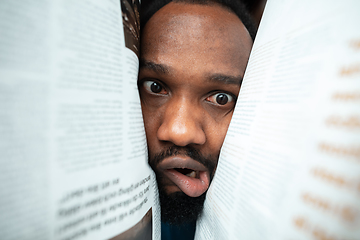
left=157, top=120, right=206, bottom=146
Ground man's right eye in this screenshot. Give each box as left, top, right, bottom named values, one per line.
left=143, top=80, right=167, bottom=95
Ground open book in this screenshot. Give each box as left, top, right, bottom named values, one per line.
left=1, top=0, right=359, bottom=240
left=196, top=0, right=360, bottom=239
left=0, top=0, right=160, bottom=240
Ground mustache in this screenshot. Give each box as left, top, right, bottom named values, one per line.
left=148, top=145, right=217, bottom=177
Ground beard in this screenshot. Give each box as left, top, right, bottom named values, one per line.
left=157, top=181, right=206, bottom=225
left=149, top=146, right=217, bottom=225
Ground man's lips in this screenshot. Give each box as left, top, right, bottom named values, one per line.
left=157, top=156, right=210, bottom=197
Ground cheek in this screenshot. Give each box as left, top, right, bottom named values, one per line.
left=141, top=104, right=159, bottom=145
left=205, top=114, right=233, bottom=153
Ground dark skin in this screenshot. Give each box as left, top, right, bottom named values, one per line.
left=139, top=2, right=252, bottom=201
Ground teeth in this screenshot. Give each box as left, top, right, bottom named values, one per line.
left=186, top=171, right=196, bottom=178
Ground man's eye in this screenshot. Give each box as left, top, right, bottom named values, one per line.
left=143, top=80, right=167, bottom=94
left=206, top=93, right=234, bottom=106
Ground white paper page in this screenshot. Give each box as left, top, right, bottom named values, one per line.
left=195, top=0, right=360, bottom=239
left=0, top=1, right=160, bottom=240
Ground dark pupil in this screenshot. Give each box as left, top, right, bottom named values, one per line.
left=150, top=82, right=162, bottom=93
left=216, top=94, right=228, bottom=105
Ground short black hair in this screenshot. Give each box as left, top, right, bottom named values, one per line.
left=140, top=0, right=257, bottom=41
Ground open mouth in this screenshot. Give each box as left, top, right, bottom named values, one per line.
left=160, top=163, right=209, bottom=198
left=157, top=156, right=210, bottom=197
left=164, top=167, right=209, bottom=197
left=174, top=168, right=199, bottom=178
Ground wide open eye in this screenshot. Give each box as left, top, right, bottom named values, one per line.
left=206, top=92, right=235, bottom=106
left=143, top=80, right=167, bottom=95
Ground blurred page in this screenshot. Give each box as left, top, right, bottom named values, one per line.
left=0, top=0, right=160, bottom=240
left=195, top=0, right=360, bottom=239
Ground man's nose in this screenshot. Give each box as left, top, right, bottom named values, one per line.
left=157, top=98, right=206, bottom=146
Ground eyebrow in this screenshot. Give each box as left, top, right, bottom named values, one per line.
left=207, top=74, right=243, bottom=86
left=140, top=59, right=243, bottom=86
left=139, top=59, right=170, bottom=74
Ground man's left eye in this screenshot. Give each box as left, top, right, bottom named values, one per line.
left=206, top=93, right=234, bottom=106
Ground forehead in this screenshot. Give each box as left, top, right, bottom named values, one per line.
left=141, top=2, right=252, bottom=78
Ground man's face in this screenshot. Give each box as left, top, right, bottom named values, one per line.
left=138, top=2, right=252, bottom=224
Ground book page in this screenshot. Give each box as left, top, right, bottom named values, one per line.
left=0, top=1, right=160, bottom=240
left=195, top=0, right=360, bottom=239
